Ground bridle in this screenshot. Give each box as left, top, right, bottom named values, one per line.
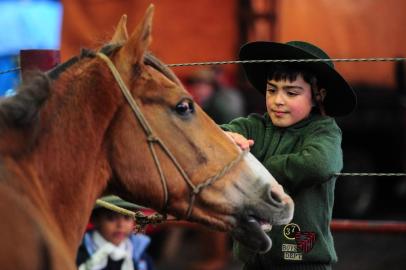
left=96, top=52, right=246, bottom=219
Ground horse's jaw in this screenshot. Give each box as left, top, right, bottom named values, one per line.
left=195, top=152, right=294, bottom=253
left=229, top=196, right=293, bottom=253
left=229, top=152, right=294, bottom=253
left=230, top=216, right=273, bottom=253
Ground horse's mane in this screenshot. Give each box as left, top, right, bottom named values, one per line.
left=0, top=46, right=179, bottom=138
left=0, top=72, right=50, bottom=130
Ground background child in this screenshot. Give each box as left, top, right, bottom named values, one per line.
left=76, top=195, right=154, bottom=270
left=222, top=41, right=356, bottom=270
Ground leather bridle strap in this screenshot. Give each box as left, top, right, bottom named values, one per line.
left=96, top=52, right=246, bottom=219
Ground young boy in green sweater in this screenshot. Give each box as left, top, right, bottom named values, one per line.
left=221, top=41, right=356, bottom=270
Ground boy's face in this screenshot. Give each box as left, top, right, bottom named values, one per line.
left=266, top=74, right=313, bottom=127
left=94, top=211, right=135, bottom=246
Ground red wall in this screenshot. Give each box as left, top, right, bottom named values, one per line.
left=60, top=0, right=240, bottom=80
left=61, top=0, right=405, bottom=87
left=272, top=0, right=405, bottom=88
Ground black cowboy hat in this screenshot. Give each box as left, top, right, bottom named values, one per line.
left=239, top=41, right=357, bottom=116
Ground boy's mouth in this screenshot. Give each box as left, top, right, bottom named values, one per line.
left=272, top=110, right=288, bottom=117
left=112, top=232, right=127, bottom=239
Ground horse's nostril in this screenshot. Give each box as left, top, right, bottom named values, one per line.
left=270, top=189, right=283, bottom=203
left=265, top=185, right=284, bottom=207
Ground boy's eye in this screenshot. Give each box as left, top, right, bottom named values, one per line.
left=266, top=88, right=277, bottom=93
left=287, top=91, right=299, bottom=96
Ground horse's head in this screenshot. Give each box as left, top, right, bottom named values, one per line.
left=98, top=6, right=293, bottom=253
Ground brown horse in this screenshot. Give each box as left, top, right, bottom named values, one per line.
left=0, top=5, right=293, bottom=269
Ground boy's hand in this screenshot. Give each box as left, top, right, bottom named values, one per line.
left=225, top=131, right=254, bottom=150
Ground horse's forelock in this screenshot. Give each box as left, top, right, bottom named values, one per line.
left=144, top=53, right=181, bottom=85
left=0, top=72, right=51, bottom=129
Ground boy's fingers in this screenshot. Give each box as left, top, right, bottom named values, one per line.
left=224, top=131, right=254, bottom=150
left=238, top=140, right=252, bottom=150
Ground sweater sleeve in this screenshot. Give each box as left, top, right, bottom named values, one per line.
left=220, top=114, right=264, bottom=139
left=263, top=120, right=343, bottom=192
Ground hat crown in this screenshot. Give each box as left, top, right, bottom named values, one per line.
left=286, top=41, right=334, bottom=68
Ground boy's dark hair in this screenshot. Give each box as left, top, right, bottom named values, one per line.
left=266, top=64, right=323, bottom=89
left=91, top=208, right=115, bottom=221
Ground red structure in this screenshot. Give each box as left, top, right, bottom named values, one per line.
left=19, top=49, right=60, bottom=81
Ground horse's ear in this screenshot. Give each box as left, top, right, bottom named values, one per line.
left=111, top=14, right=129, bottom=44
left=121, top=4, right=154, bottom=64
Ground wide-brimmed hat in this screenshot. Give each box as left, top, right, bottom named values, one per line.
left=239, top=41, right=357, bottom=116
left=94, top=195, right=143, bottom=210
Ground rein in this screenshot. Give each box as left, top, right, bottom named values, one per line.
left=96, top=52, right=246, bottom=222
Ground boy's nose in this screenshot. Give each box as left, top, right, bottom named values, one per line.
left=115, top=216, right=127, bottom=227
left=274, top=92, right=285, bottom=105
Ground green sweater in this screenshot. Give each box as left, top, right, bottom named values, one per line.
left=221, top=113, right=342, bottom=268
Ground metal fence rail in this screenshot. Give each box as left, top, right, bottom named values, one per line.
left=331, top=219, right=406, bottom=233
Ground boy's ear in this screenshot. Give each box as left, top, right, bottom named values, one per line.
left=313, top=88, right=326, bottom=103
left=319, top=88, right=327, bottom=102
left=313, top=88, right=327, bottom=116
left=312, top=88, right=326, bottom=107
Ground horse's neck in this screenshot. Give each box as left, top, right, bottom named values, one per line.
left=27, top=68, right=122, bottom=254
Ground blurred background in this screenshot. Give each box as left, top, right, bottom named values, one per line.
left=0, top=0, right=405, bottom=269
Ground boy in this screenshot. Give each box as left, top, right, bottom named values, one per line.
left=222, top=41, right=356, bottom=270
left=76, top=195, right=154, bottom=270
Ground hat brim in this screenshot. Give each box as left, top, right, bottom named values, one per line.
left=239, top=41, right=357, bottom=116
left=94, top=195, right=144, bottom=210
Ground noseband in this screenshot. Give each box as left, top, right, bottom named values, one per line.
left=96, top=52, right=246, bottom=219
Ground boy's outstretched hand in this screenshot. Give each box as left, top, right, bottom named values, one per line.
left=225, top=131, right=254, bottom=150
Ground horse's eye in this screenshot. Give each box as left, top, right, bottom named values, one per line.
left=175, top=99, right=195, bottom=116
